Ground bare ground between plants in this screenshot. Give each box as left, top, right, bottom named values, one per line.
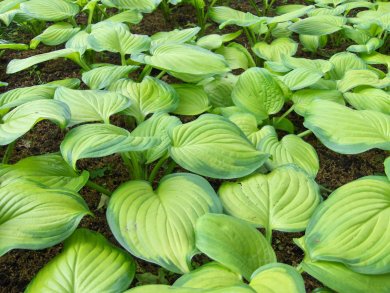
left=0, top=1, right=387, bottom=292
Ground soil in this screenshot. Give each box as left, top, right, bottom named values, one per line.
left=0, top=1, right=388, bottom=293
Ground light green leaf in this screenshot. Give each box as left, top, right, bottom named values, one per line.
left=0, top=154, right=88, bottom=191
left=209, top=6, right=264, bottom=29
left=132, top=113, right=182, bottom=163
left=25, top=229, right=135, bottom=293
left=337, top=69, right=390, bottom=93
left=0, top=99, right=70, bottom=145
left=169, top=114, right=269, bottom=179
left=303, top=100, right=390, bottom=154
left=303, top=176, right=390, bottom=274
left=0, top=182, right=90, bottom=256
left=232, top=68, right=285, bottom=120
left=195, top=214, right=276, bottom=280
left=105, top=9, right=143, bottom=24
left=65, top=30, right=91, bottom=55
left=54, top=87, right=131, bottom=126
left=252, top=38, right=298, bottom=62
left=280, top=68, right=322, bottom=90
left=282, top=56, right=333, bottom=74
left=0, top=0, right=26, bottom=14
left=173, top=262, right=243, bottom=289
left=151, top=27, right=200, bottom=46
left=132, top=43, right=230, bottom=76
left=101, top=0, right=161, bottom=12
left=109, top=76, right=178, bottom=123
left=288, top=15, right=347, bottom=35
left=292, top=89, right=344, bottom=116
left=361, top=51, right=390, bottom=69
left=347, top=38, right=383, bottom=54
left=328, top=52, right=367, bottom=80
left=203, top=74, right=237, bottom=107
left=61, top=123, right=159, bottom=169
left=0, top=40, right=28, bottom=50
left=82, top=65, right=138, bottom=90
left=344, top=88, right=390, bottom=115
left=0, top=82, right=7, bottom=87
left=250, top=263, right=305, bottom=293
left=299, top=34, right=327, bottom=53
left=88, top=21, right=151, bottom=56
left=31, top=22, right=80, bottom=49
left=197, top=34, right=223, bottom=50
left=107, top=173, right=222, bottom=274
left=6, top=48, right=81, bottom=74
left=126, top=285, right=255, bottom=293
left=385, top=157, right=390, bottom=180
left=268, top=5, right=314, bottom=24
left=219, top=165, right=320, bottom=232
left=20, top=0, right=79, bottom=21
left=171, top=84, right=210, bottom=115
left=215, top=43, right=256, bottom=70
left=225, top=112, right=259, bottom=142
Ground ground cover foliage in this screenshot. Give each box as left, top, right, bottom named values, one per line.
left=0, top=0, right=389, bottom=292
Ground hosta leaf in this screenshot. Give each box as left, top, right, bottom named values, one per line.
left=344, top=88, right=390, bottom=115
left=126, top=285, right=255, bottom=293
left=173, top=262, right=243, bottom=289
left=0, top=154, right=88, bottom=191
left=0, top=0, right=26, bottom=14
left=197, top=34, right=223, bottom=50
left=132, top=113, right=182, bottom=163
left=61, top=123, right=159, bottom=169
left=209, top=6, right=264, bottom=28
left=0, top=40, right=28, bottom=50
left=0, top=99, right=70, bottom=145
left=250, top=263, right=305, bottom=293
left=282, top=56, right=333, bottom=74
left=132, top=43, right=230, bottom=76
left=101, top=0, right=161, bottom=12
left=6, top=48, right=81, bottom=74
left=280, top=68, right=322, bottom=90
left=337, top=69, right=390, bottom=93
left=232, top=68, right=285, bottom=120
left=82, top=65, right=139, bottom=90
left=347, top=38, right=383, bottom=54
left=31, top=22, right=80, bottom=49
left=299, top=34, right=327, bottom=53
left=252, top=38, right=298, bottom=62
left=171, top=84, right=211, bottom=115
left=219, top=165, right=320, bottom=232
left=25, top=229, right=135, bottom=293
left=109, top=76, right=178, bottom=123
left=268, top=5, right=314, bottom=24
left=303, top=176, right=390, bottom=274
left=361, top=52, right=390, bottom=69
left=288, top=15, right=347, bottom=35
left=107, top=173, right=222, bottom=274
left=303, top=100, right=390, bottom=153
left=0, top=82, right=7, bottom=87
left=151, top=27, right=200, bottom=46
left=195, top=214, right=276, bottom=280
left=54, top=87, right=131, bottom=126
left=203, top=74, right=237, bottom=108
left=89, top=21, right=150, bottom=56
left=292, top=89, right=344, bottom=116
left=328, top=52, right=367, bottom=80
left=169, top=114, right=269, bottom=179
left=215, top=43, right=256, bottom=70
left=106, top=9, right=143, bottom=24
left=0, top=182, right=90, bottom=256
left=385, top=157, right=390, bottom=180
left=65, top=30, right=91, bottom=55
left=20, top=0, right=79, bottom=21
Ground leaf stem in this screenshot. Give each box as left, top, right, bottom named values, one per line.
left=156, top=70, right=166, bottom=79
left=138, top=65, right=153, bottom=82
left=297, top=129, right=312, bottom=138
left=248, top=0, right=262, bottom=16
left=86, top=180, right=112, bottom=196
left=121, top=53, right=127, bottom=66
left=265, top=226, right=272, bottom=244
left=148, top=156, right=168, bottom=183
left=164, top=160, right=177, bottom=176
left=296, top=263, right=304, bottom=274
left=2, top=141, right=16, bottom=164
left=275, top=105, right=295, bottom=125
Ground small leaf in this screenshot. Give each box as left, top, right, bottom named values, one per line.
left=215, top=43, right=256, bottom=70
left=172, top=84, right=211, bottom=115
left=268, top=5, right=314, bottom=24
left=288, top=15, right=346, bottom=35
left=25, top=229, right=135, bottom=293
left=102, top=0, right=161, bottom=12
left=107, top=173, right=222, bottom=274
left=252, top=38, right=298, bottom=62
left=20, top=0, right=79, bottom=21
left=203, top=74, right=237, bottom=108
left=209, top=6, right=264, bottom=28
left=195, top=214, right=276, bottom=280
left=31, top=22, right=80, bottom=48
left=280, top=68, right=322, bottom=90
left=0, top=40, right=29, bottom=50
left=151, top=27, right=200, bottom=46
left=106, top=9, right=143, bottom=24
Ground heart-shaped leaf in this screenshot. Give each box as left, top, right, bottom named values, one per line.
left=169, top=114, right=269, bottom=179
left=25, top=229, right=135, bottom=293
left=172, top=84, right=211, bottom=116
left=107, top=173, right=222, bottom=274
left=209, top=6, right=264, bottom=29
left=219, top=165, right=320, bottom=233
left=328, top=52, right=367, bottom=80
left=0, top=182, right=91, bottom=256
left=20, top=0, right=79, bottom=21
left=303, top=176, right=390, bottom=274
left=252, top=38, right=298, bottom=62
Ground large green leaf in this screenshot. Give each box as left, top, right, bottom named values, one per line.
left=31, top=22, right=80, bottom=48
left=172, top=84, right=211, bottom=116
left=20, top=0, right=79, bottom=21
left=132, top=113, right=182, bottom=163
left=109, top=76, right=178, bottom=123
left=107, top=173, right=222, bottom=274
left=0, top=154, right=88, bottom=191
left=250, top=263, right=305, bottom=293
left=173, top=262, right=243, bottom=289
left=54, top=87, right=130, bottom=126
left=337, top=69, right=390, bottom=93
left=232, top=68, right=285, bottom=121
left=195, top=214, right=276, bottom=280
left=257, top=126, right=319, bottom=177
left=219, top=165, right=320, bottom=232
left=61, top=123, right=159, bottom=169
left=101, top=0, right=161, bottom=12
left=295, top=237, right=390, bottom=293
left=303, top=176, right=390, bottom=274
left=82, top=65, right=138, bottom=90
left=169, top=114, right=269, bottom=179
left=131, top=43, right=230, bottom=76
left=328, top=52, right=367, bottom=80
left=288, top=15, right=347, bottom=35
left=0, top=182, right=90, bottom=256
left=88, top=21, right=151, bottom=56
left=344, top=88, right=390, bottom=115
left=25, top=229, right=135, bottom=293
left=303, top=100, right=390, bottom=154
left=252, top=38, right=298, bottom=62
left=209, top=6, right=264, bottom=29
left=0, top=99, right=70, bottom=145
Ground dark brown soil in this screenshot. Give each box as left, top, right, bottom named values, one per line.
left=0, top=1, right=387, bottom=293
